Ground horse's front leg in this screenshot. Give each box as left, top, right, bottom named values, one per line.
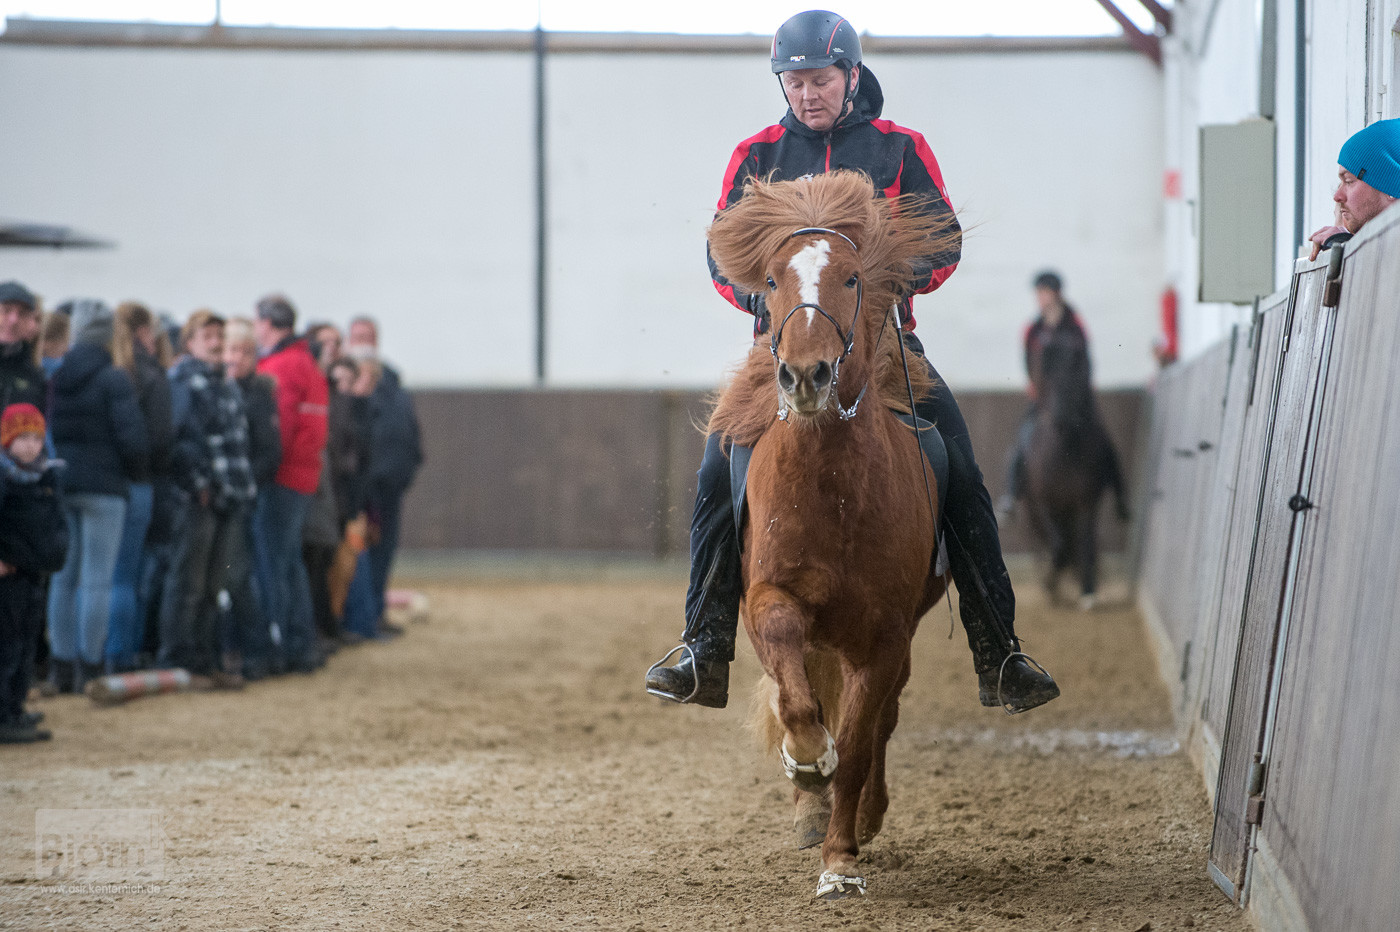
left=744, top=583, right=832, bottom=787
left=857, top=647, right=911, bottom=844
left=818, top=642, right=904, bottom=900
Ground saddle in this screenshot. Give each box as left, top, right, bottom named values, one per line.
left=728, top=412, right=950, bottom=573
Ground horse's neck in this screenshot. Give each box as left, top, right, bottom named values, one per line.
left=763, top=409, right=887, bottom=482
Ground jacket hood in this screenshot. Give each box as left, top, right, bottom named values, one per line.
left=779, top=64, right=885, bottom=138
left=52, top=340, right=113, bottom=393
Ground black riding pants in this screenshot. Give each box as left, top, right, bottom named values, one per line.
left=681, top=334, right=1019, bottom=672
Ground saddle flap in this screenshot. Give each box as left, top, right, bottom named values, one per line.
left=892, top=412, right=949, bottom=519
left=729, top=442, right=753, bottom=541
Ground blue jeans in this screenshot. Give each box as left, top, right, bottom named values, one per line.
left=48, top=492, right=127, bottom=665
left=252, top=483, right=318, bottom=669
left=105, top=481, right=153, bottom=669
left=366, top=490, right=405, bottom=625
left=341, top=551, right=380, bottom=639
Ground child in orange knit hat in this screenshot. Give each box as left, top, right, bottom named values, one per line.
left=0, top=403, right=68, bottom=742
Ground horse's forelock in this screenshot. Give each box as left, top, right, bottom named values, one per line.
left=706, top=171, right=956, bottom=438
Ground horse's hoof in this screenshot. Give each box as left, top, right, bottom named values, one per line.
left=796, top=821, right=828, bottom=850
left=795, top=808, right=830, bottom=849
left=1079, top=593, right=1098, bottom=611
left=815, top=870, right=867, bottom=900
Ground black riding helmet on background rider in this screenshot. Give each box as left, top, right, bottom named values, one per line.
left=771, top=10, right=863, bottom=124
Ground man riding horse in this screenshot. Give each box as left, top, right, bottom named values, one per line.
left=999, top=270, right=1129, bottom=524
left=645, top=9, right=1059, bottom=714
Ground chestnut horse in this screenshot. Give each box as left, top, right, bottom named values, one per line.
left=1022, top=332, right=1126, bottom=608
left=705, top=171, right=959, bottom=900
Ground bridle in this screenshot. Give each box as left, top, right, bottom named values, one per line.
left=769, top=227, right=867, bottom=421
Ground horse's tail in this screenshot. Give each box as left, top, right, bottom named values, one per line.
left=750, top=650, right=844, bottom=758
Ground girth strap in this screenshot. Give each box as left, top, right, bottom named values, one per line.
left=725, top=412, right=949, bottom=547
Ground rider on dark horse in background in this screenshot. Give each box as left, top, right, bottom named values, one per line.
left=645, top=9, right=1060, bottom=715
left=999, top=270, right=1130, bottom=523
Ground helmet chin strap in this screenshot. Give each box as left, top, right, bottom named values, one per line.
left=836, top=64, right=858, bottom=128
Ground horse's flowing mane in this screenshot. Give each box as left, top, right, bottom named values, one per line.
left=704, top=171, right=961, bottom=446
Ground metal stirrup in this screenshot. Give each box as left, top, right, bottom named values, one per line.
left=993, top=651, right=1052, bottom=716
left=645, top=643, right=701, bottom=703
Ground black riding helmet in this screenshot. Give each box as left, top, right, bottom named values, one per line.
left=771, top=10, right=862, bottom=124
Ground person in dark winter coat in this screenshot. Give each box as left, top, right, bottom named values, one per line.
left=223, top=317, right=281, bottom=679
left=0, top=404, right=68, bottom=742
left=160, top=311, right=255, bottom=685
left=105, top=302, right=175, bottom=671
left=346, top=318, right=423, bottom=633
left=0, top=282, right=45, bottom=413
left=46, top=313, right=148, bottom=692
left=303, top=325, right=345, bottom=648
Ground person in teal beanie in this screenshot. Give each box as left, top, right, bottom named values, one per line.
left=1308, top=117, right=1400, bottom=260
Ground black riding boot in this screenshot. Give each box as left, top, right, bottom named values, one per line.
left=909, top=337, right=1059, bottom=713
left=645, top=433, right=742, bottom=708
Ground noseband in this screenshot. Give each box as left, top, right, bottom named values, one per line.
left=770, top=227, right=867, bottom=421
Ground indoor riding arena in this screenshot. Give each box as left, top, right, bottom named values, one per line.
left=4, top=4, right=1399, bottom=930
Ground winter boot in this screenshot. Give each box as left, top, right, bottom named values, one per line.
left=645, top=549, right=741, bottom=708
left=76, top=661, right=105, bottom=695
left=46, top=659, right=76, bottom=696
left=645, top=435, right=742, bottom=708
left=978, top=653, right=1061, bottom=712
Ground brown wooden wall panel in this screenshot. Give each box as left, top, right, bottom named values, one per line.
left=399, top=388, right=1145, bottom=556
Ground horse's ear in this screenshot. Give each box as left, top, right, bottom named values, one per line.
left=832, top=223, right=864, bottom=253
left=708, top=211, right=775, bottom=293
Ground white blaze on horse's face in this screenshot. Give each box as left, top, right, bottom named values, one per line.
left=788, top=238, right=831, bottom=327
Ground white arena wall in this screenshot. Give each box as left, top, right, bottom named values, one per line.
left=0, top=24, right=1163, bottom=391
left=1164, top=0, right=1400, bottom=359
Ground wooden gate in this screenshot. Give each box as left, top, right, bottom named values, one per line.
left=1206, top=264, right=1333, bottom=901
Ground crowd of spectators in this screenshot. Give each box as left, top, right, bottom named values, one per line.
left=0, top=281, right=423, bottom=743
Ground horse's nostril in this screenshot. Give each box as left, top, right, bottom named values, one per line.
left=812, top=361, right=833, bottom=391
left=777, top=362, right=796, bottom=392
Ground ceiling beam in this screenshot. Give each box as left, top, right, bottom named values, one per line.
left=1092, top=0, right=1162, bottom=66
left=1133, top=0, right=1174, bottom=33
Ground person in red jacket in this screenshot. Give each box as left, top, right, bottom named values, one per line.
left=250, top=294, right=328, bottom=675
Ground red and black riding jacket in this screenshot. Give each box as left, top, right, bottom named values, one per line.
left=708, top=66, right=962, bottom=334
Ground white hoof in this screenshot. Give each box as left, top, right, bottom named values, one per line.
left=815, top=870, right=866, bottom=900
left=1079, top=593, right=1098, bottom=611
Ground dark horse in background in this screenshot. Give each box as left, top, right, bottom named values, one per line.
left=1021, top=333, right=1129, bottom=609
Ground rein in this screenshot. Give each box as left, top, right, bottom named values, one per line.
left=770, top=227, right=867, bottom=422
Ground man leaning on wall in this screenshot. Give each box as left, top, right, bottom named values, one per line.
left=1307, top=118, right=1400, bottom=261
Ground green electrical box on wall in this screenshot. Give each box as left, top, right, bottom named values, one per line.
left=1199, top=119, right=1277, bottom=304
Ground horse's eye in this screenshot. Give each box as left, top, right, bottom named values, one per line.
left=767, top=277, right=777, bottom=290
left=846, top=274, right=859, bottom=288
